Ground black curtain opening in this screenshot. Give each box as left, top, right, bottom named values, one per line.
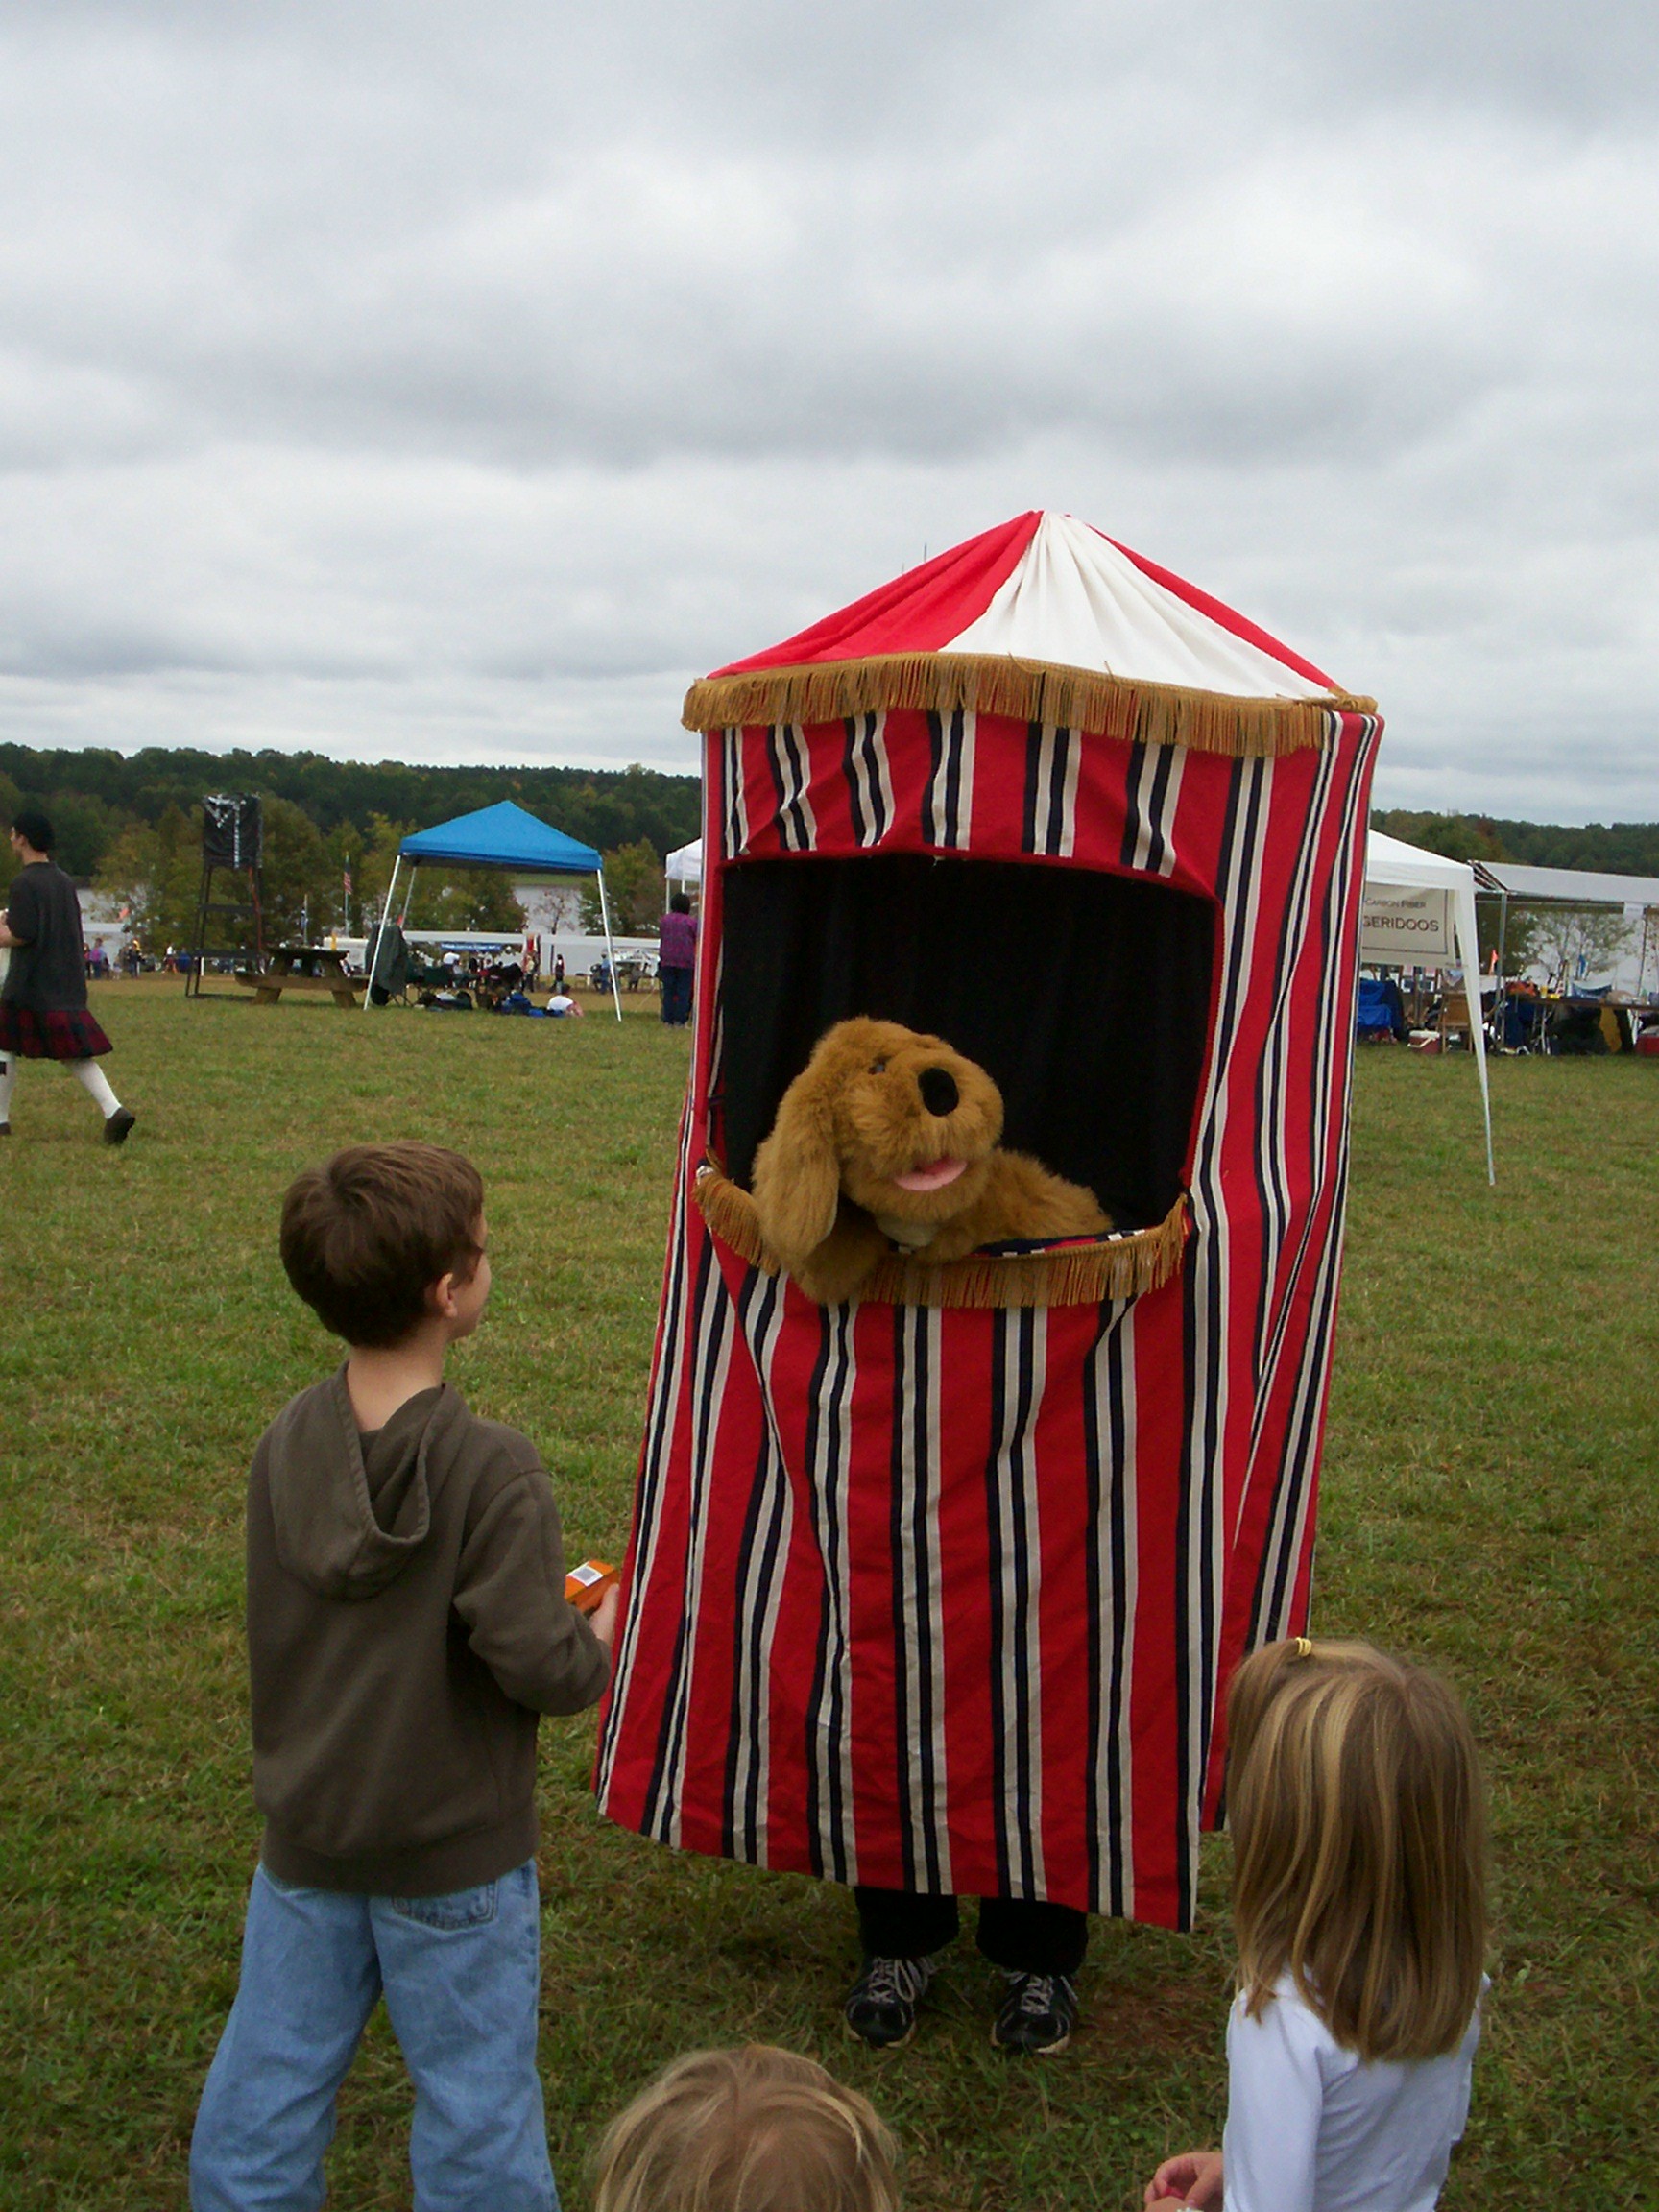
left=714, top=854, right=1216, bottom=1231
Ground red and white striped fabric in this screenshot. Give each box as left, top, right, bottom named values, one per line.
left=710, top=509, right=1340, bottom=699
left=597, top=517, right=1381, bottom=1930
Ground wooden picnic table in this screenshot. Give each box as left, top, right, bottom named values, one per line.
left=235, top=945, right=363, bottom=1009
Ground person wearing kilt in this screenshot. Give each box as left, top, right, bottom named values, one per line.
left=0, top=809, right=136, bottom=1144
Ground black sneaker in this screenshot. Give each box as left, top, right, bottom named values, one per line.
left=844, top=1954, right=935, bottom=2049
left=992, top=1970, right=1077, bottom=2056
left=103, top=1108, right=136, bottom=1146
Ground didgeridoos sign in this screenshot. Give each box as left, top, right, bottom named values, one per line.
left=1358, top=885, right=1455, bottom=963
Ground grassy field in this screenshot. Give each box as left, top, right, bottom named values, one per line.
left=1, top=982, right=1655, bottom=2210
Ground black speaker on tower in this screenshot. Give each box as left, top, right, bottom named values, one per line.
left=187, top=794, right=266, bottom=995
left=200, top=795, right=264, bottom=872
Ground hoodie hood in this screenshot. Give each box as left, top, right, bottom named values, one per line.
left=266, top=1371, right=446, bottom=1599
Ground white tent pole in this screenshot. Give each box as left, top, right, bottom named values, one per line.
left=597, top=869, right=623, bottom=1022
left=364, top=854, right=401, bottom=1014
left=1455, top=878, right=1495, bottom=1185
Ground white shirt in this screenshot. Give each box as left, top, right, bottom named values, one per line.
left=1223, top=1976, right=1482, bottom=2212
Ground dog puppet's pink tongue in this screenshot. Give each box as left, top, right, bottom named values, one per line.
left=892, top=1157, right=969, bottom=1193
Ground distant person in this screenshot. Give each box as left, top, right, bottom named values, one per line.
left=1143, top=1638, right=1487, bottom=2212
left=658, top=893, right=697, bottom=1028
left=190, top=1142, right=618, bottom=2212
left=547, top=988, right=583, bottom=1019
left=553, top=952, right=565, bottom=989
left=592, top=2045, right=901, bottom=2212
left=0, top=810, right=136, bottom=1145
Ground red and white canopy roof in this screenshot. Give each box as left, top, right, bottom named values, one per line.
left=685, top=511, right=1371, bottom=758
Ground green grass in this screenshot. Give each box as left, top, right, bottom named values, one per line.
left=1, top=988, right=1655, bottom=2209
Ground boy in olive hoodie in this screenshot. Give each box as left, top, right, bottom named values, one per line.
left=191, top=1142, right=616, bottom=2212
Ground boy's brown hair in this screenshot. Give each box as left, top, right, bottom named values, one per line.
left=591, top=2046, right=901, bottom=2212
left=280, top=1142, right=485, bottom=1349
left=1227, top=1637, right=1487, bottom=2064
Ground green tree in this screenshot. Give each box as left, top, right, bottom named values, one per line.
left=1522, top=905, right=1637, bottom=988
left=580, top=840, right=663, bottom=934
left=44, top=790, right=128, bottom=878
left=0, top=769, right=21, bottom=893
left=94, top=805, right=201, bottom=949
left=1477, top=901, right=1544, bottom=977
left=351, top=815, right=414, bottom=930
left=409, top=871, right=526, bottom=934
left=346, top=816, right=523, bottom=936
left=321, top=822, right=361, bottom=937
left=256, top=795, right=341, bottom=942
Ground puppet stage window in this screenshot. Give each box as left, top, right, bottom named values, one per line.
left=713, top=854, right=1214, bottom=1234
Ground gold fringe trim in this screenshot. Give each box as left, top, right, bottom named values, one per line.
left=693, top=1165, right=1189, bottom=1310
left=683, top=654, right=1374, bottom=757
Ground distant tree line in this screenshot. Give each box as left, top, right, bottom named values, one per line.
left=1371, top=809, right=1659, bottom=983
left=0, top=742, right=701, bottom=948
left=1370, top=809, right=1659, bottom=878
left=6, top=749, right=1649, bottom=973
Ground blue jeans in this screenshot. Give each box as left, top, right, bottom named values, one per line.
left=660, top=965, right=693, bottom=1026
left=190, top=1861, right=557, bottom=2212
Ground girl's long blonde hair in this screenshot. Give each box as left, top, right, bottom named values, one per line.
left=1227, top=1638, right=1486, bottom=2063
left=591, top=2045, right=901, bottom=2212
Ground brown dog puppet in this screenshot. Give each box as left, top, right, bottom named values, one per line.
left=750, top=1017, right=1110, bottom=1304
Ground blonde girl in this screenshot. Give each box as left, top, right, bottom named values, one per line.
left=593, top=2044, right=901, bottom=2212
left=1145, top=1638, right=1487, bottom=2212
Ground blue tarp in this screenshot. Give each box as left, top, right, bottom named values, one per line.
left=1357, top=975, right=1408, bottom=1042
left=398, top=801, right=602, bottom=875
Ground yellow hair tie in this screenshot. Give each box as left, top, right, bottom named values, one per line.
left=1294, top=1636, right=1314, bottom=1659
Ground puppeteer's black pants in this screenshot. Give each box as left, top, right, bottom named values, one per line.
left=854, top=1886, right=1088, bottom=1976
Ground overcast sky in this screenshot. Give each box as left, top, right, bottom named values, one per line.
left=1, top=1, right=1655, bottom=819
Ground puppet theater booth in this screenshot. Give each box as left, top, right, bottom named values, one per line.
left=597, top=512, right=1382, bottom=1929
left=365, top=802, right=624, bottom=1020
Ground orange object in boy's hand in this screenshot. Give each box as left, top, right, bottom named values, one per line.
left=565, top=1559, right=618, bottom=1615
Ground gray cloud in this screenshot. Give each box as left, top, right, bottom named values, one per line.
left=0, top=1, right=1654, bottom=814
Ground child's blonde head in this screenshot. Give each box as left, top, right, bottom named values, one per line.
left=591, top=2045, right=900, bottom=2212
left=1227, top=1637, right=1486, bottom=2063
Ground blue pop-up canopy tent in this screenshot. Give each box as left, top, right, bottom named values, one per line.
left=368, top=800, right=622, bottom=1020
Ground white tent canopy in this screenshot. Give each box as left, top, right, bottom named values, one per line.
left=1364, top=831, right=1493, bottom=1185
left=665, top=839, right=703, bottom=889
left=1474, top=858, right=1659, bottom=908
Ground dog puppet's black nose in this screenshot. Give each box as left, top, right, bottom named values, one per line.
left=918, top=1065, right=959, bottom=1117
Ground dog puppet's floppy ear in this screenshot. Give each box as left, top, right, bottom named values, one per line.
left=751, top=1067, right=845, bottom=1268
